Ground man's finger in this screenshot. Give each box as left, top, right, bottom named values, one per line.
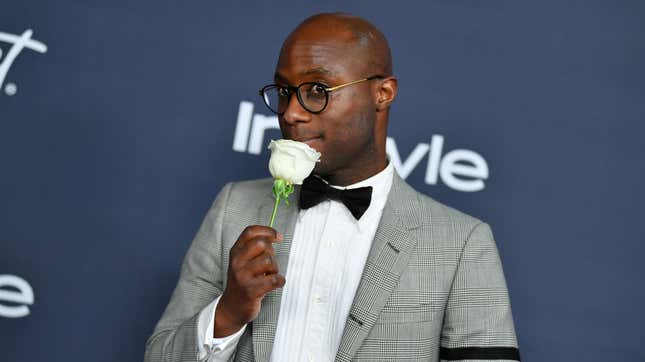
left=233, top=238, right=277, bottom=266
left=238, top=225, right=282, bottom=245
left=245, top=253, right=279, bottom=276
left=250, top=273, right=286, bottom=297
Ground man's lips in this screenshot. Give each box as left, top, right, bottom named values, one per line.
left=290, top=136, right=322, bottom=146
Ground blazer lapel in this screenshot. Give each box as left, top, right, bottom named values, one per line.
left=251, top=185, right=300, bottom=362
left=335, top=173, right=422, bottom=362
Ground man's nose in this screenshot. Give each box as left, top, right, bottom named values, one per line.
left=281, top=92, right=312, bottom=125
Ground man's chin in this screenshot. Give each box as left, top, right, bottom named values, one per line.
left=312, top=162, right=328, bottom=178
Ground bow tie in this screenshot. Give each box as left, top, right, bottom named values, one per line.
left=299, top=175, right=373, bottom=220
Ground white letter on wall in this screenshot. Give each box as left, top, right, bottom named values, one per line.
left=425, top=134, right=444, bottom=185
left=439, top=149, right=489, bottom=192
left=232, top=101, right=254, bottom=152
left=0, top=274, right=34, bottom=318
left=247, top=114, right=279, bottom=155
left=386, top=137, right=430, bottom=179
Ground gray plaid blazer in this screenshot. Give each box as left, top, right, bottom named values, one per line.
left=145, top=173, right=520, bottom=361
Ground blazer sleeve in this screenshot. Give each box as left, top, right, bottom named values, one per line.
left=440, top=222, right=521, bottom=361
left=144, top=182, right=233, bottom=362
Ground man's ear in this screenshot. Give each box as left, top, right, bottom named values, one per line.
left=375, top=76, right=398, bottom=112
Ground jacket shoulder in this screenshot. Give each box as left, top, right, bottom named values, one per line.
left=395, top=179, right=484, bottom=249
left=229, top=177, right=274, bottom=194
left=417, top=191, right=483, bottom=227
left=395, top=178, right=486, bottom=246
left=220, top=177, right=274, bottom=208
left=394, top=175, right=483, bottom=229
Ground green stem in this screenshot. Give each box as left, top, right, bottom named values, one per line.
left=269, top=195, right=281, bottom=227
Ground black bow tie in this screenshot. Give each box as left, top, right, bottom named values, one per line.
left=299, top=175, right=373, bottom=220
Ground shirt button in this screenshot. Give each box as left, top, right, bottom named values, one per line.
left=325, top=239, right=334, bottom=247
left=314, top=296, right=323, bottom=304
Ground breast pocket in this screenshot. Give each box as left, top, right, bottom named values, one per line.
left=377, top=286, right=448, bottom=322
left=362, top=304, right=442, bottom=360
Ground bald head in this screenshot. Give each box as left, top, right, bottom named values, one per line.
left=272, top=13, right=398, bottom=186
left=281, top=13, right=393, bottom=77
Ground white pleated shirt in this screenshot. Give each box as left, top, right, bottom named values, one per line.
left=197, top=162, right=394, bottom=362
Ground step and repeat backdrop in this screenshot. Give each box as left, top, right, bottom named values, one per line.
left=1, top=1, right=643, bottom=361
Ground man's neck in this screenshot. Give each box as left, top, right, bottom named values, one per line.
left=319, top=158, right=388, bottom=186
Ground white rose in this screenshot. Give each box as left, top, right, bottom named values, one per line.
left=268, top=139, right=321, bottom=185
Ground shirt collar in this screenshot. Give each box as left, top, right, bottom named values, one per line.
left=328, top=161, right=393, bottom=198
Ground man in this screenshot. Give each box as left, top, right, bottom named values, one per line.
left=145, top=13, right=519, bottom=362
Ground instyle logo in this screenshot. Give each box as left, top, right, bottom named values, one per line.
left=0, top=274, right=34, bottom=318
left=0, top=29, right=48, bottom=96
left=232, top=101, right=489, bottom=192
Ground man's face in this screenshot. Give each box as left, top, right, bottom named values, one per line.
left=275, top=31, right=378, bottom=180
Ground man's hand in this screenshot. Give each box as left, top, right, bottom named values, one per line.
left=214, top=226, right=286, bottom=337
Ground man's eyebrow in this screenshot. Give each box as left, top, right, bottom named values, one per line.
left=302, top=67, right=335, bottom=77
left=274, top=68, right=337, bottom=84
left=274, top=72, right=289, bottom=84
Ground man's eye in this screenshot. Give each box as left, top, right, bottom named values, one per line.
left=277, top=88, right=290, bottom=97
left=311, top=84, right=327, bottom=95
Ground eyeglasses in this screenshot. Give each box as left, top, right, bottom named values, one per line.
left=259, top=75, right=383, bottom=115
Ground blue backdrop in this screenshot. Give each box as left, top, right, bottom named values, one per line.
left=1, top=1, right=644, bottom=361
